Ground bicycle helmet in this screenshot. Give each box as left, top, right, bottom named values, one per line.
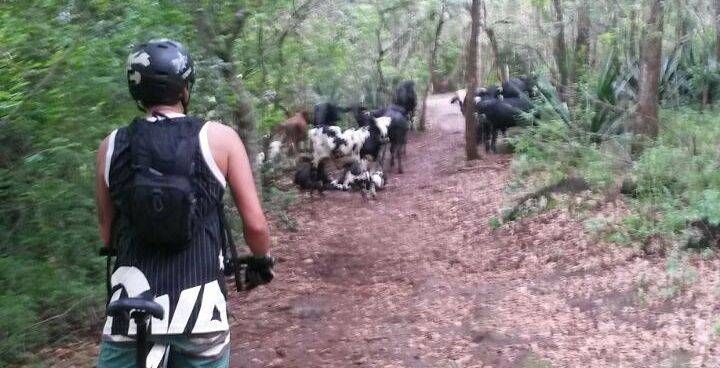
left=126, top=39, right=195, bottom=111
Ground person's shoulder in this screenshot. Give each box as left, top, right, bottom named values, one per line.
left=204, top=121, right=243, bottom=151
left=97, top=129, right=118, bottom=153
left=204, top=120, right=236, bottom=135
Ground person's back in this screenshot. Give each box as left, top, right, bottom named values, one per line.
left=95, top=39, right=271, bottom=368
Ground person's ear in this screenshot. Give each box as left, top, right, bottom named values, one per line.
left=182, top=87, right=190, bottom=106
left=181, top=87, right=191, bottom=114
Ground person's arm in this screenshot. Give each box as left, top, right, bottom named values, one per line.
left=96, top=136, right=114, bottom=247
left=213, top=124, right=270, bottom=255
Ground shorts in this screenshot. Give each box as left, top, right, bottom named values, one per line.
left=97, top=332, right=229, bottom=368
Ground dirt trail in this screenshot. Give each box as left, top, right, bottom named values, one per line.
left=228, top=94, right=720, bottom=368
left=229, top=94, right=511, bottom=367
left=40, top=95, right=719, bottom=368
left=229, top=94, right=720, bottom=368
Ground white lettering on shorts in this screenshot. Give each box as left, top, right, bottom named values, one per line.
left=102, top=266, right=151, bottom=336
left=192, top=280, right=229, bottom=333
left=104, top=267, right=228, bottom=336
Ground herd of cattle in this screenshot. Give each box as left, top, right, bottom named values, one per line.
left=451, top=75, right=537, bottom=153
left=263, top=76, right=538, bottom=198
left=263, top=80, right=417, bottom=198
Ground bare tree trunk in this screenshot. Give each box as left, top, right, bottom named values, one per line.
left=634, top=0, right=664, bottom=147
left=419, top=0, right=447, bottom=132
left=485, top=27, right=504, bottom=83
left=674, top=0, right=689, bottom=46
left=374, top=3, right=391, bottom=104
left=464, top=0, right=481, bottom=161
left=480, top=1, right=503, bottom=83
left=573, top=1, right=590, bottom=83
left=552, top=0, right=569, bottom=101
left=629, top=8, right=638, bottom=60
left=716, top=0, right=720, bottom=62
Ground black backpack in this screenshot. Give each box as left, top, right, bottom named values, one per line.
left=125, top=115, right=202, bottom=252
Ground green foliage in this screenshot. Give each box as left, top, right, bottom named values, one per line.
left=621, top=110, right=720, bottom=242
left=488, top=217, right=502, bottom=230
left=0, top=2, right=200, bottom=363
left=1, top=1, right=443, bottom=363
left=512, top=102, right=720, bottom=250
left=511, top=112, right=614, bottom=191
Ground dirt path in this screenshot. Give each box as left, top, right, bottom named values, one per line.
left=45, top=94, right=718, bottom=368
left=229, top=94, right=513, bottom=367
left=229, top=94, right=720, bottom=368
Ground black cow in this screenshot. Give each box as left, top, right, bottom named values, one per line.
left=294, top=160, right=333, bottom=193
left=475, top=85, right=503, bottom=102
left=502, top=76, right=537, bottom=98
left=313, top=102, right=349, bottom=127
left=471, top=85, right=503, bottom=145
left=375, top=104, right=410, bottom=174
left=393, top=80, right=417, bottom=121
left=475, top=97, right=533, bottom=153
left=349, top=104, right=378, bottom=128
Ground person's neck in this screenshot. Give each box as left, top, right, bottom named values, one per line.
left=147, top=103, right=184, bottom=117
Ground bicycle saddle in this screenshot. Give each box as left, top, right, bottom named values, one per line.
left=108, top=297, right=164, bottom=320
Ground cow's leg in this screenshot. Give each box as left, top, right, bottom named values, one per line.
left=317, top=160, right=330, bottom=194
left=397, top=146, right=404, bottom=174
left=491, top=130, right=498, bottom=153
left=340, top=168, right=353, bottom=191
left=484, top=123, right=490, bottom=152
left=389, top=144, right=396, bottom=168
left=379, top=144, right=388, bottom=169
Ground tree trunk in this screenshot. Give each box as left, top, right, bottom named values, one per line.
left=674, top=0, right=689, bottom=47
left=552, top=0, right=568, bottom=101
left=716, top=0, right=720, bottom=62
left=464, top=0, right=481, bottom=161
left=485, top=27, right=504, bottom=83
left=480, top=1, right=503, bottom=83
left=419, top=0, right=447, bottom=132
left=634, top=0, right=664, bottom=147
left=628, top=8, right=638, bottom=60
left=573, top=1, right=590, bottom=83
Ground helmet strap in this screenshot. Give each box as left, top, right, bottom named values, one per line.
left=181, top=84, right=192, bottom=114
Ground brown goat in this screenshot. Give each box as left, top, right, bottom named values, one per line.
left=273, top=111, right=309, bottom=155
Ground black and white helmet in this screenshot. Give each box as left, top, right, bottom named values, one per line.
left=126, top=39, right=195, bottom=110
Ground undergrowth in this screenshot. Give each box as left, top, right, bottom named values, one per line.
left=510, top=107, right=720, bottom=250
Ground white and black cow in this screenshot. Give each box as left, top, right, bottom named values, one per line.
left=306, top=116, right=391, bottom=196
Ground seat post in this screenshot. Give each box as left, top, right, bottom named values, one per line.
left=132, top=312, right=150, bottom=368
left=107, top=296, right=165, bottom=367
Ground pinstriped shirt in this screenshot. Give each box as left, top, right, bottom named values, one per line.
left=102, top=114, right=229, bottom=338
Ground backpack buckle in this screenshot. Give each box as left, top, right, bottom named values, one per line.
left=152, top=190, right=164, bottom=212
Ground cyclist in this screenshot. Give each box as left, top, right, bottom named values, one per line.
left=95, top=39, right=271, bottom=367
